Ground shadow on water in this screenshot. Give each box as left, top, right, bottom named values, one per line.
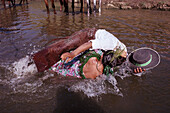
left=53, top=88, right=105, bottom=113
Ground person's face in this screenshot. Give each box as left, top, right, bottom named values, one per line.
left=83, top=57, right=104, bottom=79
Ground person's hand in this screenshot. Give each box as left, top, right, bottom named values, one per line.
left=61, top=52, right=74, bottom=63
left=134, top=68, right=146, bottom=73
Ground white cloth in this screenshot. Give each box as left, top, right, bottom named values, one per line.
left=90, top=29, right=127, bottom=52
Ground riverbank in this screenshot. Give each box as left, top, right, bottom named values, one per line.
left=103, top=0, right=170, bottom=11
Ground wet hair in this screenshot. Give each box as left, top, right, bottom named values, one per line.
left=102, top=50, right=126, bottom=68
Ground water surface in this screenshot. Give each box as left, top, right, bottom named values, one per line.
left=0, top=1, right=170, bottom=113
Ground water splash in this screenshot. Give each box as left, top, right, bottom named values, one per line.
left=68, top=74, right=123, bottom=98
left=3, top=57, right=135, bottom=98
left=67, top=60, right=147, bottom=98
left=8, top=55, right=38, bottom=77
left=0, top=50, right=140, bottom=99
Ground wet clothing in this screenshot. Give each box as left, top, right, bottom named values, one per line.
left=90, top=29, right=127, bottom=52
left=50, top=50, right=103, bottom=78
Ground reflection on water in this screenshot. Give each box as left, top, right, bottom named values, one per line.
left=0, top=1, right=170, bottom=113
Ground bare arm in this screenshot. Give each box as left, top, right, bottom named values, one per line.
left=61, top=41, right=92, bottom=62
left=33, top=28, right=96, bottom=72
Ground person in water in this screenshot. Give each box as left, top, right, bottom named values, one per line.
left=33, top=28, right=160, bottom=79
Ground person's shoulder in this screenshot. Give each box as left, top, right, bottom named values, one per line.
left=97, top=29, right=107, bottom=32
left=96, top=29, right=111, bottom=36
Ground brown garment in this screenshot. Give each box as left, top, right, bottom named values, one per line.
left=32, top=28, right=97, bottom=72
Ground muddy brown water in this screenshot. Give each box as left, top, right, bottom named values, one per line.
left=0, top=1, right=170, bottom=113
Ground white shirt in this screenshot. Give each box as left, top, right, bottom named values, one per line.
left=90, top=29, right=127, bottom=52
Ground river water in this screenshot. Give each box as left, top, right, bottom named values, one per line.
left=0, top=1, right=169, bottom=113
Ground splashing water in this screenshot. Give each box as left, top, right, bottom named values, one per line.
left=8, top=55, right=38, bottom=77
left=115, top=61, right=147, bottom=79
left=68, top=74, right=123, bottom=97
left=0, top=53, right=137, bottom=99
left=68, top=60, right=149, bottom=98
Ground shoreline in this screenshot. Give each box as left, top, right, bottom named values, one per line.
left=1, top=0, right=170, bottom=11
left=102, top=0, right=170, bottom=11
left=72, top=0, right=170, bottom=11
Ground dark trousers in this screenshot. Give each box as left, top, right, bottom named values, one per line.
left=33, top=28, right=97, bottom=72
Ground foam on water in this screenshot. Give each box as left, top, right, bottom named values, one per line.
left=68, top=74, right=123, bottom=97
left=0, top=53, right=44, bottom=96
left=8, top=55, right=38, bottom=77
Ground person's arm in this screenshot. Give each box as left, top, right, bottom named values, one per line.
left=61, top=41, right=92, bottom=62
left=33, top=28, right=96, bottom=72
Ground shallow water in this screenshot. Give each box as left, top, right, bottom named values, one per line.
left=0, top=1, right=170, bottom=113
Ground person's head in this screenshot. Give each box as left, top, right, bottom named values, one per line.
left=101, top=50, right=126, bottom=75
left=102, top=50, right=126, bottom=68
